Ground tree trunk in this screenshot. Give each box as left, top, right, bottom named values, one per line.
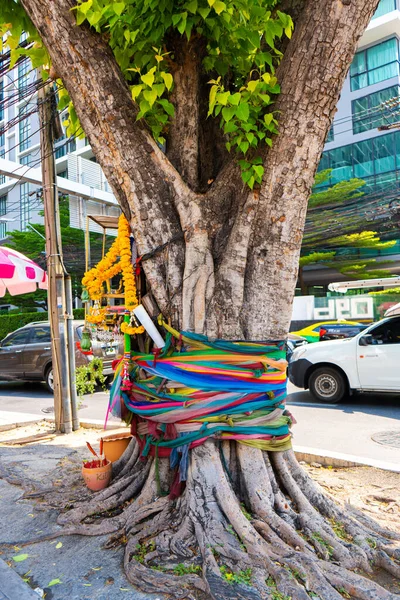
left=16, top=1, right=400, bottom=599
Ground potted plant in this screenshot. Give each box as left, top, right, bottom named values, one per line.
left=82, top=441, right=112, bottom=491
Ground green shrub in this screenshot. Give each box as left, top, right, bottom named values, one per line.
left=0, top=308, right=85, bottom=341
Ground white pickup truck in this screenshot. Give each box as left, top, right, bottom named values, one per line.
left=288, top=315, right=400, bottom=402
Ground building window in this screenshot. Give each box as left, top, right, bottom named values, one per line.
left=20, top=182, right=30, bottom=230
left=317, top=130, right=400, bottom=189
left=326, top=125, right=334, bottom=143
left=0, top=195, right=7, bottom=239
left=18, top=59, right=30, bottom=100
left=0, top=133, right=5, bottom=185
left=350, top=38, right=399, bottom=91
left=19, top=104, right=31, bottom=152
left=352, top=85, right=400, bottom=133
left=372, top=0, right=396, bottom=19
left=55, top=138, right=76, bottom=159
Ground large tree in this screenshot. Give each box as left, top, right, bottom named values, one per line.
left=3, top=1, right=400, bottom=599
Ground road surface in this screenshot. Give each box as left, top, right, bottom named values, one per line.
left=0, top=380, right=398, bottom=467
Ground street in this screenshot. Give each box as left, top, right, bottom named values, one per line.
left=0, top=380, right=398, bottom=468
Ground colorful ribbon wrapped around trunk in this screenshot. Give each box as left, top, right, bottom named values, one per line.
left=106, top=321, right=293, bottom=482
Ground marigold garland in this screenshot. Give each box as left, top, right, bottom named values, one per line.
left=82, top=214, right=144, bottom=335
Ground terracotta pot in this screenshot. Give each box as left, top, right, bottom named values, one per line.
left=82, top=460, right=112, bottom=491
left=101, top=432, right=133, bottom=463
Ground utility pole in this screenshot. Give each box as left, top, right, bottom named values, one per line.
left=37, top=82, right=78, bottom=433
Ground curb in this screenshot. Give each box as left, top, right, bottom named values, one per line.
left=294, top=445, right=400, bottom=473
left=0, top=558, right=41, bottom=599
left=42, top=417, right=123, bottom=431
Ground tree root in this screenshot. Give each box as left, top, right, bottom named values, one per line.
left=3, top=439, right=399, bottom=599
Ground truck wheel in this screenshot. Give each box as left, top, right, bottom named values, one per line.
left=45, top=366, right=54, bottom=393
left=309, top=367, right=346, bottom=403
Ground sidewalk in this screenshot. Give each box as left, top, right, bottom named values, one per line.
left=0, top=427, right=157, bottom=600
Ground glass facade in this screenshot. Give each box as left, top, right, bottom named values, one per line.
left=0, top=195, right=6, bottom=239
left=18, top=59, right=30, bottom=100
left=318, top=130, right=400, bottom=187
left=326, top=125, right=334, bottom=143
left=350, top=38, right=399, bottom=91
left=19, top=104, right=31, bottom=151
left=55, top=138, right=76, bottom=159
left=20, top=182, right=30, bottom=230
left=372, top=0, right=396, bottom=19
left=352, top=85, right=400, bottom=133
left=0, top=78, right=3, bottom=121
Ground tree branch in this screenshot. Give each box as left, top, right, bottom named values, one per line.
left=21, top=0, right=192, bottom=316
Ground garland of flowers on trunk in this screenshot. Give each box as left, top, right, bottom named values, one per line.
left=82, top=214, right=144, bottom=335
left=106, top=319, right=292, bottom=486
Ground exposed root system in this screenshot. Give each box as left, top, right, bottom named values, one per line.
left=43, top=439, right=400, bottom=599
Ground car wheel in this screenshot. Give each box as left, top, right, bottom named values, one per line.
left=45, top=366, right=54, bottom=393
left=309, top=367, right=346, bottom=403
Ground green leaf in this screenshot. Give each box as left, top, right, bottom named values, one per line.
left=55, top=542, right=63, bottom=549
left=124, top=30, right=130, bottom=42
left=208, top=0, right=216, bottom=6
left=241, top=170, right=252, bottom=184
left=161, top=72, right=173, bottom=91
left=113, top=2, right=125, bottom=16
left=248, top=176, right=255, bottom=189
left=235, top=102, right=249, bottom=122
left=239, top=141, right=249, bottom=154
left=13, top=554, right=29, bottom=563
left=228, top=93, right=241, bottom=106
left=79, top=0, right=93, bottom=15
left=253, top=165, right=264, bottom=180
left=76, top=8, right=87, bottom=25
left=185, top=0, right=198, bottom=14
left=138, top=99, right=151, bottom=117
left=213, top=0, right=226, bottom=14
left=172, top=13, right=181, bottom=26
left=198, top=7, right=211, bottom=19
left=87, top=11, right=102, bottom=25
left=47, top=579, right=62, bottom=587
left=246, top=132, right=255, bottom=144
left=216, top=91, right=229, bottom=106
left=177, top=12, right=188, bottom=34
left=221, top=106, right=235, bottom=122
left=208, top=84, right=218, bottom=115
left=158, top=99, right=175, bottom=116
left=141, top=67, right=156, bottom=87
left=131, top=85, right=143, bottom=100
left=143, top=88, right=158, bottom=107
left=224, top=121, right=238, bottom=134
left=264, top=113, right=273, bottom=126
left=247, top=80, right=258, bottom=93
left=153, top=83, right=165, bottom=97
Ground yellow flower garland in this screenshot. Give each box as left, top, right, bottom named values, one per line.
left=82, top=214, right=144, bottom=335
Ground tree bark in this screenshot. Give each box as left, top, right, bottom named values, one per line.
left=16, top=1, right=399, bottom=599
left=22, top=0, right=378, bottom=340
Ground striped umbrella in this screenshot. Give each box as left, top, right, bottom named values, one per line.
left=0, top=246, right=48, bottom=297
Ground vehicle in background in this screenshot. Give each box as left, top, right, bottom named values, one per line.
left=318, top=323, right=369, bottom=341
left=286, top=333, right=308, bottom=361
left=291, top=320, right=366, bottom=343
left=0, top=321, right=123, bottom=393
left=289, top=315, right=400, bottom=402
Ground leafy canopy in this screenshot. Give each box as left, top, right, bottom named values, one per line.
left=0, top=0, right=293, bottom=188
left=299, top=171, right=397, bottom=284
